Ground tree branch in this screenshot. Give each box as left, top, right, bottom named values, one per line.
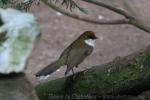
left=123, top=0, right=139, bottom=18
left=123, top=0, right=150, bottom=33
left=82, top=0, right=150, bottom=33
left=41, top=0, right=150, bottom=33
left=36, top=46, right=150, bottom=100
left=82, top=0, right=134, bottom=19
left=42, top=0, right=129, bottom=25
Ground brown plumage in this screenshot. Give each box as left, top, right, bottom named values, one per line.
left=36, top=31, right=97, bottom=77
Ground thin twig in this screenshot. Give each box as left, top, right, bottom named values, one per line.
left=42, top=0, right=150, bottom=33
left=42, top=0, right=129, bottom=25
left=82, top=0, right=150, bottom=33
left=82, top=0, right=135, bottom=20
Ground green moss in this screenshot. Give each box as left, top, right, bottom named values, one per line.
left=35, top=49, right=150, bottom=99
left=74, top=51, right=150, bottom=94
left=11, top=28, right=31, bottom=65
left=36, top=78, right=66, bottom=99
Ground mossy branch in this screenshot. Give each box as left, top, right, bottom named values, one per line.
left=35, top=46, right=150, bottom=100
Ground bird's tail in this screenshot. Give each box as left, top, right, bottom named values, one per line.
left=35, top=60, right=62, bottom=77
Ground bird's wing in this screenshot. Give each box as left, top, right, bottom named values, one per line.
left=58, top=43, right=73, bottom=64
left=65, top=45, right=93, bottom=75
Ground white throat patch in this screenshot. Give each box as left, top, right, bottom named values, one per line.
left=85, top=39, right=95, bottom=47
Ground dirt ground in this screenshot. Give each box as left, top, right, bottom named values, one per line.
left=26, top=1, right=150, bottom=88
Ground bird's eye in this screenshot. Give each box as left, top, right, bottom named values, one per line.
left=85, top=35, right=88, bottom=39
left=87, top=35, right=92, bottom=39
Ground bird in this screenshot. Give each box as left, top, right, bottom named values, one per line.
left=36, top=31, right=98, bottom=77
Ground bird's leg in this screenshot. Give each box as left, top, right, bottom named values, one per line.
left=72, top=69, right=75, bottom=75
left=72, top=69, right=77, bottom=80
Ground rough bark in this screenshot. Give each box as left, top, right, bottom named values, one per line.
left=35, top=46, right=150, bottom=100
left=0, top=73, right=38, bottom=100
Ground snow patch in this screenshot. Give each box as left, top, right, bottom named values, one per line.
left=39, top=75, right=50, bottom=81
left=0, top=8, right=40, bottom=74
left=56, top=12, right=62, bottom=16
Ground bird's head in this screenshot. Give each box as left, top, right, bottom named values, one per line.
left=81, top=31, right=98, bottom=40
left=80, top=31, right=98, bottom=47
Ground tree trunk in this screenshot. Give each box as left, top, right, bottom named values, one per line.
left=35, top=46, right=150, bottom=100
left=0, top=73, right=38, bottom=100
